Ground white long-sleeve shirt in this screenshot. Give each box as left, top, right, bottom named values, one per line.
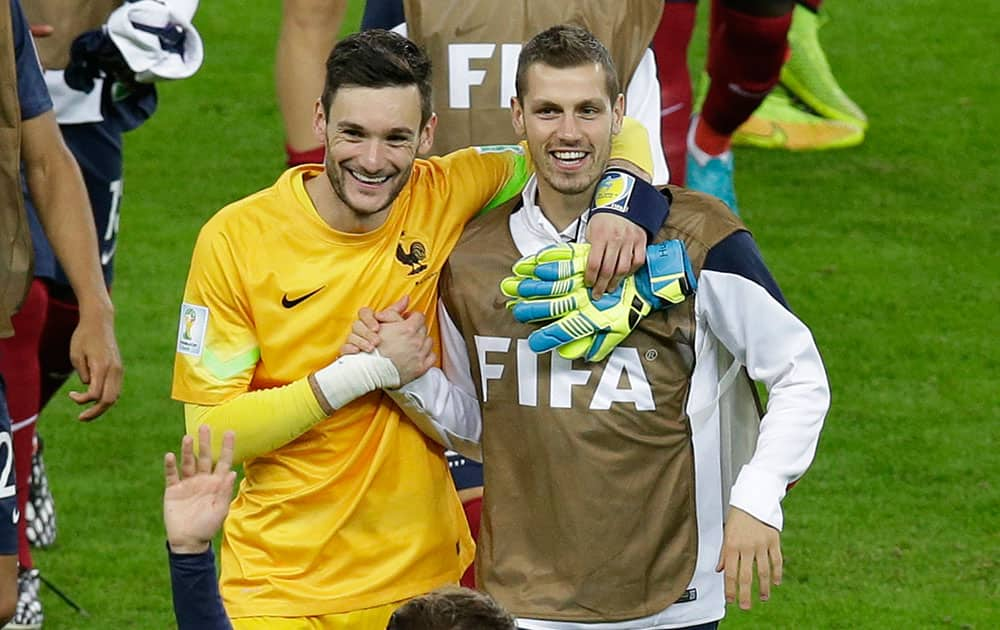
left=389, top=177, right=830, bottom=628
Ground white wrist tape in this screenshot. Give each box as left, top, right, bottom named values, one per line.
left=312, top=352, right=400, bottom=411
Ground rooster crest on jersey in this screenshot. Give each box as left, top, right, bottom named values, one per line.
left=395, top=236, right=429, bottom=275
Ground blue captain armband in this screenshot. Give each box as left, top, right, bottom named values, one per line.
left=589, top=168, right=671, bottom=239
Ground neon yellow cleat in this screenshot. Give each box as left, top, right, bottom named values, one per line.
left=782, top=5, right=868, bottom=129
left=734, top=85, right=863, bottom=151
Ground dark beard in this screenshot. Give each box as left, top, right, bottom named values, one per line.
left=326, top=160, right=413, bottom=216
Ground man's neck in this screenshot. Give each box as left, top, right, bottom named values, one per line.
left=535, top=180, right=595, bottom=233
left=304, top=172, right=389, bottom=234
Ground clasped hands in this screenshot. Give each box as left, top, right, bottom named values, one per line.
left=340, top=216, right=665, bottom=370
left=342, top=241, right=695, bottom=372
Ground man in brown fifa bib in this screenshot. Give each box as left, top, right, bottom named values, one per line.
left=347, top=25, right=830, bottom=630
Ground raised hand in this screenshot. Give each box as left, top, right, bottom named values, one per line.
left=163, top=425, right=237, bottom=554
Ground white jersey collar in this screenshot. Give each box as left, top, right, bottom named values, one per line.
left=509, top=175, right=590, bottom=256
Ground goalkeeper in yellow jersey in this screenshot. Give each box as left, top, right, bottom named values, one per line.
left=345, top=25, right=830, bottom=629
left=171, top=28, right=666, bottom=629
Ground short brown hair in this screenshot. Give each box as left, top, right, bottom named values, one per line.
left=514, top=24, right=620, bottom=101
left=321, top=29, right=433, bottom=126
left=386, top=587, right=516, bottom=630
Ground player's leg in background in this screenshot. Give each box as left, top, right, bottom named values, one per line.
left=24, top=282, right=82, bottom=556
left=36, top=284, right=80, bottom=412
left=277, top=0, right=347, bottom=167
left=25, top=119, right=124, bottom=557
left=732, top=0, right=866, bottom=151
left=447, top=454, right=483, bottom=588
left=0, top=279, right=47, bottom=630
left=687, top=0, right=795, bottom=212
left=652, top=0, right=699, bottom=185
left=781, top=0, right=867, bottom=126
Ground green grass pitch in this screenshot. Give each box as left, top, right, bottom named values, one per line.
left=32, top=1, right=997, bottom=628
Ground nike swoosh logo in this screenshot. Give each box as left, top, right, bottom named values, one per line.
left=738, top=119, right=787, bottom=146
left=281, top=287, right=324, bottom=308
left=100, top=242, right=117, bottom=266
left=761, top=121, right=787, bottom=145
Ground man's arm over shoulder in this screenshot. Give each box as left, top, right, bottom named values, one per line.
left=697, top=230, right=831, bottom=530
left=422, top=144, right=533, bottom=220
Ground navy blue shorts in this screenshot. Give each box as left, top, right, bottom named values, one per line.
left=447, top=451, right=483, bottom=490
left=0, top=379, right=19, bottom=556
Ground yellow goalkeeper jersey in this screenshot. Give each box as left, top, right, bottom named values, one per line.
left=171, top=147, right=530, bottom=617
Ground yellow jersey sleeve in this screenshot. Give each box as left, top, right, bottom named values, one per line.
left=172, top=218, right=260, bottom=405
left=424, top=143, right=534, bottom=218
left=610, top=116, right=655, bottom=178
left=184, top=377, right=327, bottom=464
left=424, top=117, right=651, bottom=222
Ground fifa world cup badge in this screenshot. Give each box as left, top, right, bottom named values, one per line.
left=593, top=171, right=635, bottom=213
left=176, top=303, right=209, bottom=356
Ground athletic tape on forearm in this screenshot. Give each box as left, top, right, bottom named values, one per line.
left=589, top=168, right=671, bottom=238
left=313, top=351, right=400, bottom=411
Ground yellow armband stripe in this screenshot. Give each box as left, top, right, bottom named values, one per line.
left=185, top=378, right=327, bottom=464
left=610, top=117, right=654, bottom=179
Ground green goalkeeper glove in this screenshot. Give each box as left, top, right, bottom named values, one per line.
left=501, top=241, right=697, bottom=362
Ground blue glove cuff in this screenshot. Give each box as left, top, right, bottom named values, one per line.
left=636, top=240, right=698, bottom=309
left=589, top=169, right=671, bottom=239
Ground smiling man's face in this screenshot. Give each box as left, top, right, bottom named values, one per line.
left=512, top=62, right=623, bottom=199
left=318, top=84, right=434, bottom=226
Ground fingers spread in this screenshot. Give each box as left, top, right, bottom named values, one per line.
left=180, top=434, right=196, bottom=479
left=197, top=424, right=214, bottom=473
left=164, top=452, right=180, bottom=487
left=215, top=430, right=236, bottom=476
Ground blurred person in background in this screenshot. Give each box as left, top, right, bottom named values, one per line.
left=1, top=0, right=124, bottom=625
left=277, top=0, right=350, bottom=167
left=0, top=1, right=200, bottom=626
left=653, top=0, right=866, bottom=207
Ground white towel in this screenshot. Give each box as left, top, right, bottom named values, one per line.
left=106, top=0, right=203, bottom=83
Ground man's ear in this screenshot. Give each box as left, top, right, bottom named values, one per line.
left=312, top=99, right=327, bottom=144
left=611, top=93, right=625, bottom=136
left=511, top=97, right=526, bottom=137
left=418, top=113, right=438, bottom=156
